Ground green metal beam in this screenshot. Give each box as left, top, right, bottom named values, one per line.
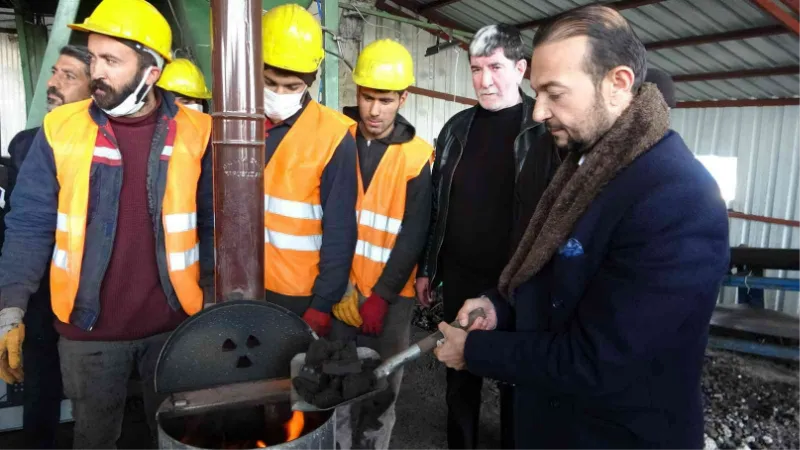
left=15, top=13, right=33, bottom=113
left=26, top=0, right=81, bottom=129
left=15, top=13, right=49, bottom=114
left=263, top=0, right=314, bottom=10
left=165, top=0, right=212, bottom=89
left=322, top=0, right=339, bottom=110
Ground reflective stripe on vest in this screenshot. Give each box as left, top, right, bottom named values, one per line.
left=44, top=100, right=211, bottom=323
left=263, top=101, right=356, bottom=296
left=351, top=136, right=433, bottom=298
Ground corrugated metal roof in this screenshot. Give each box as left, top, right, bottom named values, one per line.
left=399, top=0, right=800, bottom=101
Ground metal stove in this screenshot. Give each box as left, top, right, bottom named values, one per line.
left=154, top=301, right=334, bottom=449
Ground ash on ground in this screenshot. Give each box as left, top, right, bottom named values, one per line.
left=702, top=351, right=798, bottom=450
left=411, top=288, right=444, bottom=331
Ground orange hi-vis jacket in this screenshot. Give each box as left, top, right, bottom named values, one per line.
left=263, top=101, right=356, bottom=296
left=351, top=134, right=434, bottom=298
left=44, top=99, right=211, bottom=323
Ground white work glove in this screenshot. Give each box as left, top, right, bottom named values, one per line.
left=0, top=307, right=25, bottom=384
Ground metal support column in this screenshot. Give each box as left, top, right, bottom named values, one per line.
left=321, top=0, right=339, bottom=110
left=210, top=0, right=265, bottom=303
left=25, top=0, right=81, bottom=129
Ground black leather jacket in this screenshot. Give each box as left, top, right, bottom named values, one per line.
left=418, top=91, right=561, bottom=284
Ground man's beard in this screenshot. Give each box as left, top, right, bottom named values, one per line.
left=90, top=74, right=140, bottom=111
left=550, top=92, right=614, bottom=154
left=46, top=86, right=65, bottom=112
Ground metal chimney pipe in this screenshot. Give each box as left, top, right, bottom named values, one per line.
left=210, top=0, right=265, bottom=302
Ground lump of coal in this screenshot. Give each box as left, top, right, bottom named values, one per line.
left=313, top=387, right=344, bottom=409
left=342, top=358, right=380, bottom=399
left=323, top=359, right=362, bottom=375
left=292, top=366, right=323, bottom=400
left=342, top=370, right=377, bottom=399
left=295, top=338, right=383, bottom=408
left=305, top=338, right=359, bottom=366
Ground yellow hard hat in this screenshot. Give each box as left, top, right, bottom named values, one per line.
left=69, top=0, right=172, bottom=63
left=157, top=59, right=212, bottom=100
left=262, top=4, right=324, bottom=73
left=353, top=39, right=415, bottom=91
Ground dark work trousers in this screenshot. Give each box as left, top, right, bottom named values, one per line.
left=330, top=294, right=415, bottom=449
left=265, top=291, right=313, bottom=318
left=21, top=271, right=62, bottom=449
left=58, top=331, right=172, bottom=449
left=441, top=261, right=515, bottom=449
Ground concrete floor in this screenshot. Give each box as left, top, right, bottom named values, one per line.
left=0, top=327, right=502, bottom=449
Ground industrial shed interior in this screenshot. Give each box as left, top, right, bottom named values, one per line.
left=0, top=0, right=797, bottom=449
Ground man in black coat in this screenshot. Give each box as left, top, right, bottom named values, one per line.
left=415, top=23, right=560, bottom=449
left=1, top=44, right=92, bottom=449
left=435, top=6, right=730, bottom=448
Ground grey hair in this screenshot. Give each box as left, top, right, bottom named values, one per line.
left=468, top=24, right=525, bottom=62
left=59, top=45, right=91, bottom=76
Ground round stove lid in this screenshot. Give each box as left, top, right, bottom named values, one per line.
left=155, top=300, right=315, bottom=394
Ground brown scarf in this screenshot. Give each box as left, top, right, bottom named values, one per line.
left=498, top=83, right=670, bottom=300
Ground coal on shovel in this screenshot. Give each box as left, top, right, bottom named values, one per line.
left=290, top=307, right=486, bottom=412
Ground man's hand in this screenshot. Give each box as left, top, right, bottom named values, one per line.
left=433, top=321, right=467, bottom=370
left=0, top=307, right=25, bottom=384
left=302, top=308, right=332, bottom=337
left=415, top=277, right=431, bottom=308
left=359, top=293, right=388, bottom=336
left=457, top=296, right=497, bottom=331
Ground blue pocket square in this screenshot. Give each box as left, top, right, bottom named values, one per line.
left=558, top=238, right=584, bottom=257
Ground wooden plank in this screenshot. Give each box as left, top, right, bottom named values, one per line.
left=711, top=305, right=799, bottom=340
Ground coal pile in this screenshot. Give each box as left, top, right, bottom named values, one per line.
left=293, top=338, right=380, bottom=408
left=412, top=288, right=443, bottom=332
left=702, top=351, right=799, bottom=450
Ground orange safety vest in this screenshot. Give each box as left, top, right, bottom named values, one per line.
left=264, top=101, right=356, bottom=296
left=43, top=100, right=211, bottom=323
left=351, top=135, right=434, bottom=298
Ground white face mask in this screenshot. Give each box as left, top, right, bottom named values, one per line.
left=184, top=103, right=203, bottom=112
left=99, top=66, right=156, bottom=117
left=263, top=87, right=305, bottom=122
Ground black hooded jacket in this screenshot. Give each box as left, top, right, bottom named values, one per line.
left=343, top=107, right=432, bottom=301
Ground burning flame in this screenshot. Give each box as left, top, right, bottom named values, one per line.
left=284, top=411, right=305, bottom=442
left=256, top=441, right=267, bottom=448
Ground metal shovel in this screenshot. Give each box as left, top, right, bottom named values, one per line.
left=290, top=307, right=486, bottom=411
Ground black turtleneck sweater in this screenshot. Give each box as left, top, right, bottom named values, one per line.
left=442, top=103, right=523, bottom=274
